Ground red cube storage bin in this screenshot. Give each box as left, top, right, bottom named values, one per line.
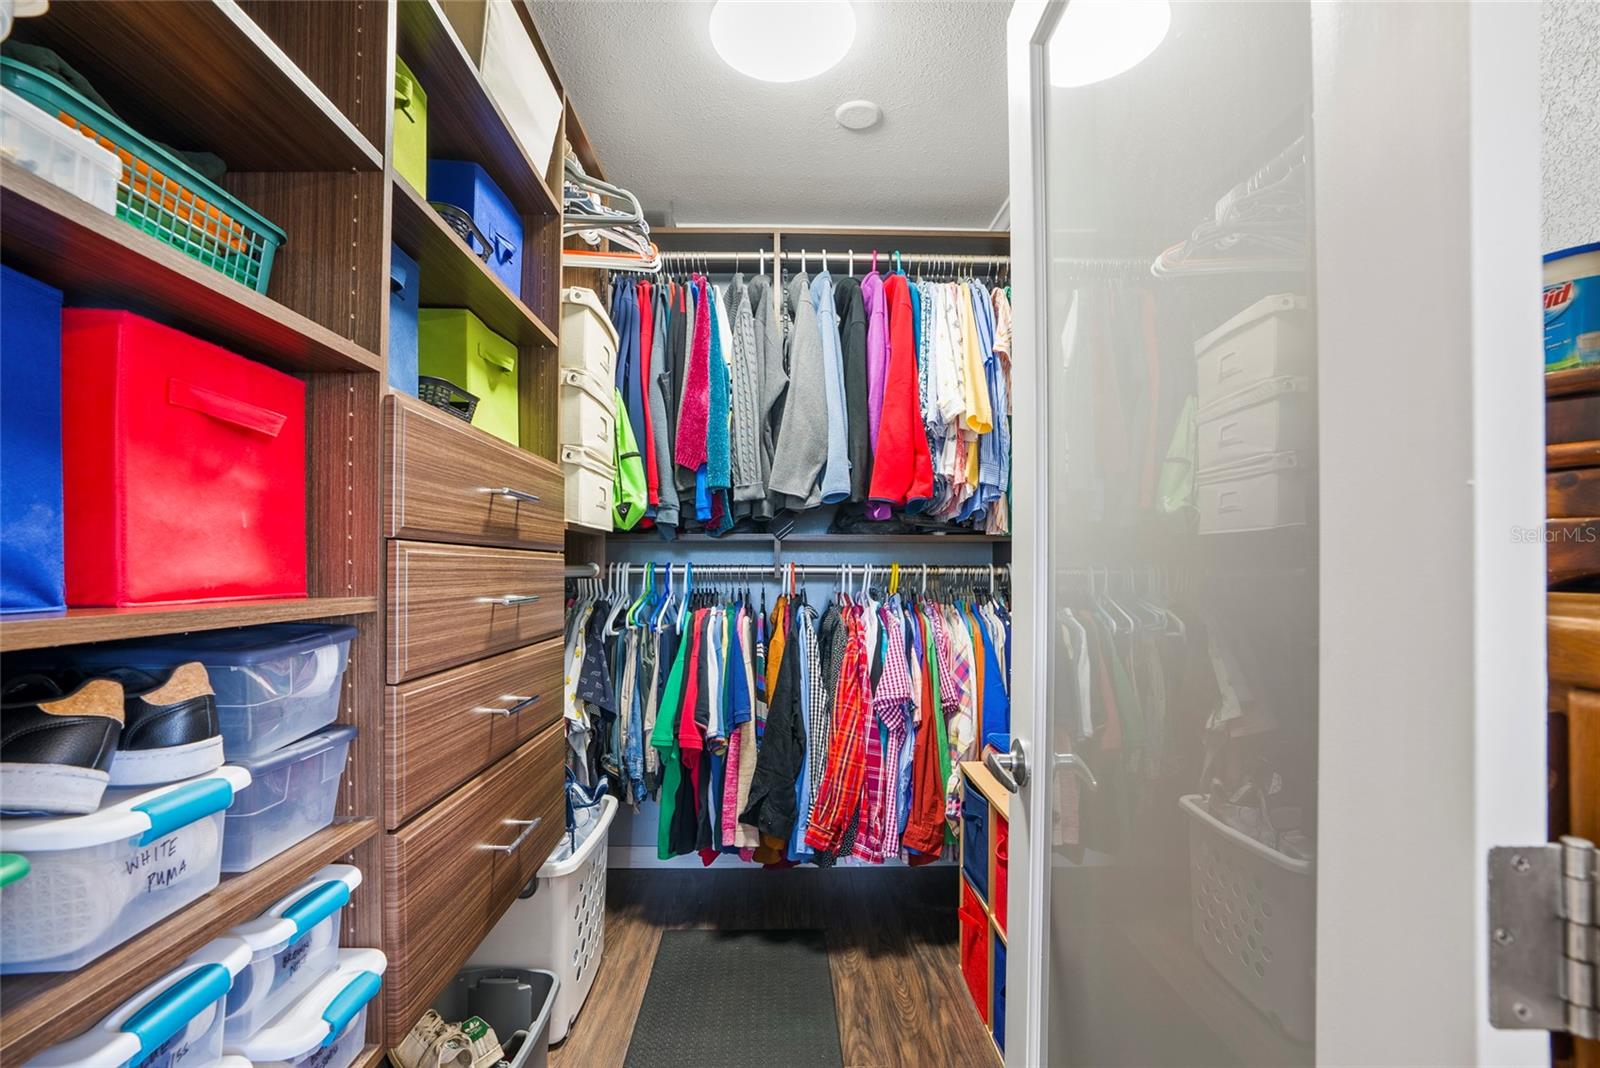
left=61, top=310, right=307, bottom=606
left=959, top=876, right=990, bottom=1025
left=993, top=814, right=1008, bottom=935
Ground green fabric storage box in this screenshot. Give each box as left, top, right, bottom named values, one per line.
left=419, top=309, right=519, bottom=445
left=394, top=56, right=428, bottom=195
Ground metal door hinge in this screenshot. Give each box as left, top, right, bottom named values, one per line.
left=1488, top=836, right=1597, bottom=1038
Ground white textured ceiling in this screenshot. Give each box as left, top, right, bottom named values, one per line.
left=1542, top=0, right=1600, bottom=253
left=533, top=0, right=1008, bottom=228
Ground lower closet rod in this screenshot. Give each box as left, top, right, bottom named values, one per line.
left=602, top=563, right=1010, bottom=579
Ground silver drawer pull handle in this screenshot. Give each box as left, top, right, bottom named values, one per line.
left=489, top=487, right=542, bottom=504
left=478, top=816, right=542, bottom=854
left=479, top=594, right=541, bottom=606
left=470, top=694, right=541, bottom=716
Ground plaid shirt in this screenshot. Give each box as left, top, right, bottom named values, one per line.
left=805, top=605, right=871, bottom=855
left=856, top=603, right=912, bottom=862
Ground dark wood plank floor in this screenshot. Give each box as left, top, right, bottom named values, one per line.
left=548, top=866, right=999, bottom=1068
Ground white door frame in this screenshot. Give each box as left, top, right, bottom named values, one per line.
left=1003, top=2, right=1549, bottom=1064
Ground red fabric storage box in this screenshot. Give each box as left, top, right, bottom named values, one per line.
left=61, top=310, right=307, bottom=605
left=993, top=814, right=1009, bottom=935
left=959, top=876, right=990, bottom=1025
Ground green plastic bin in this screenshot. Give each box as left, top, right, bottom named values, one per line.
left=394, top=56, right=428, bottom=196
left=0, top=57, right=284, bottom=293
left=419, top=309, right=520, bottom=445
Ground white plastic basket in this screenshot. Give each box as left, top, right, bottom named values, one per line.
left=470, top=793, right=617, bottom=1045
left=1179, top=794, right=1313, bottom=1042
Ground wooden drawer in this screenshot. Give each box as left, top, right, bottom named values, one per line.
left=1550, top=467, right=1600, bottom=519
left=387, top=541, right=563, bottom=683
left=383, top=721, right=565, bottom=1040
left=385, top=637, right=564, bottom=827
left=385, top=393, right=564, bottom=550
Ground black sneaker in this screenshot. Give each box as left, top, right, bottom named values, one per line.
left=102, top=662, right=224, bottom=786
left=1, top=674, right=124, bottom=814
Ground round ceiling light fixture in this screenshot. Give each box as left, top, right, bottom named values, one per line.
left=709, top=0, right=856, bottom=83
left=1048, top=0, right=1171, bottom=88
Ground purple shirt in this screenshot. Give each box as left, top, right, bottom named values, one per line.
left=861, top=269, right=888, bottom=449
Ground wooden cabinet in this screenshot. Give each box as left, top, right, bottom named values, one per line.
left=385, top=394, right=564, bottom=550
left=382, top=721, right=565, bottom=1040
left=384, top=636, right=563, bottom=827
left=386, top=540, right=564, bottom=683
left=957, top=761, right=1009, bottom=1062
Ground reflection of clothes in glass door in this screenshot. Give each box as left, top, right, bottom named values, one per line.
left=1042, top=3, right=1318, bottom=1062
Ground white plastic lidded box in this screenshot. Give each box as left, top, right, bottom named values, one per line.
left=225, top=864, right=363, bottom=1042
left=226, top=947, right=387, bottom=1068
left=60, top=623, right=358, bottom=761
left=558, top=366, right=615, bottom=457
left=223, top=726, right=357, bottom=872
left=560, top=443, right=613, bottom=532
left=560, top=286, right=618, bottom=381
left=1196, top=452, right=1307, bottom=535
left=25, top=936, right=251, bottom=1068
left=0, top=765, right=250, bottom=974
left=1, top=86, right=119, bottom=214
left=1195, top=376, right=1312, bottom=471
left=1193, top=293, right=1310, bottom=411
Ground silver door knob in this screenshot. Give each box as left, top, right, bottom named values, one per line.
left=1055, top=751, right=1101, bottom=792
left=985, top=737, right=1030, bottom=792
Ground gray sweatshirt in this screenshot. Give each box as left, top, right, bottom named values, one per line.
left=810, top=271, right=851, bottom=504
left=766, top=273, right=830, bottom=503
left=726, top=275, right=765, bottom=502
left=748, top=274, right=783, bottom=520
left=647, top=285, right=680, bottom=530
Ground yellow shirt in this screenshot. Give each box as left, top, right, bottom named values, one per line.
left=958, top=287, right=993, bottom=434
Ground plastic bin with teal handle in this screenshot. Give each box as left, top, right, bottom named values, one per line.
left=0, top=57, right=286, bottom=293
left=226, top=948, right=387, bottom=1068
left=26, top=936, right=252, bottom=1067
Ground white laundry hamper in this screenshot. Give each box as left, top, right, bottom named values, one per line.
left=470, top=793, right=617, bottom=1045
left=1180, top=794, right=1314, bottom=1042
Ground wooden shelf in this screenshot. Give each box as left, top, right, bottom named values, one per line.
left=0, top=596, right=377, bottom=652
left=395, top=0, right=559, bottom=218
left=1548, top=365, right=1600, bottom=399
left=355, top=1045, right=388, bottom=1068
left=0, top=163, right=383, bottom=375
left=11, top=0, right=380, bottom=172
left=0, top=819, right=379, bottom=1064
left=391, top=177, right=558, bottom=348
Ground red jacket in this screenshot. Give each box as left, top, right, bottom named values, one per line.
left=867, top=274, right=933, bottom=509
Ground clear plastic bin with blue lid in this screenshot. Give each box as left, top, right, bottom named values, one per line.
left=52, top=623, right=358, bottom=761
left=222, top=725, right=357, bottom=873
left=0, top=766, right=250, bottom=974
left=24, top=935, right=251, bottom=1067
left=225, top=864, right=363, bottom=1042
left=225, top=947, right=387, bottom=1068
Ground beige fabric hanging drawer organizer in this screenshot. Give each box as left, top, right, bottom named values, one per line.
left=559, top=287, right=617, bottom=531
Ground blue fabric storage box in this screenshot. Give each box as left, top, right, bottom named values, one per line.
left=389, top=242, right=420, bottom=395
left=428, top=159, right=523, bottom=297
left=0, top=265, right=64, bottom=613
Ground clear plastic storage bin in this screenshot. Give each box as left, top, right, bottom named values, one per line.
left=226, top=947, right=387, bottom=1068
left=226, top=864, right=363, bottom=1041
left=0, top=766, right=250, bottom=974
left=1, top=86, right=118, bottom=213
left=223, top=726, right=356, bottom=872
left=26, top=937, right=250, bottom=1068
left=59, top=623, right=358, bottom=760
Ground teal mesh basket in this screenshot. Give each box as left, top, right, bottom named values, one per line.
left=1, top=57, right=285, bottom=293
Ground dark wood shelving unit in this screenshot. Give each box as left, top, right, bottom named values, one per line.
left=394, top=0, right=560, bottom=219
left=0, top=163, right=384, bottom=375
left=0, top=819, right=378, bottom=1064
left=391, top=176, right=558, bottom=348
left=1547, top=364, right=1600, bottom=399
left=0, top=596, right=378, bottom=653
left=8, top=0, right=381, bottom=172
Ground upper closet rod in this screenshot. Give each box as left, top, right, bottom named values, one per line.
left=604, top=562, right=1010, bottom=579
left=660, top=249, right=1009, bottom=266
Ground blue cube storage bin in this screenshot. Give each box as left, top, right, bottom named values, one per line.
left=961, top=780, right=989, bottom=902
left=0, top=265, right=65, bottom=613
left=389, top=242, right=420, bottom=395
left=428, top=159, right=523, bottom=297
left=992, top=933, right=1006, bottom=1054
